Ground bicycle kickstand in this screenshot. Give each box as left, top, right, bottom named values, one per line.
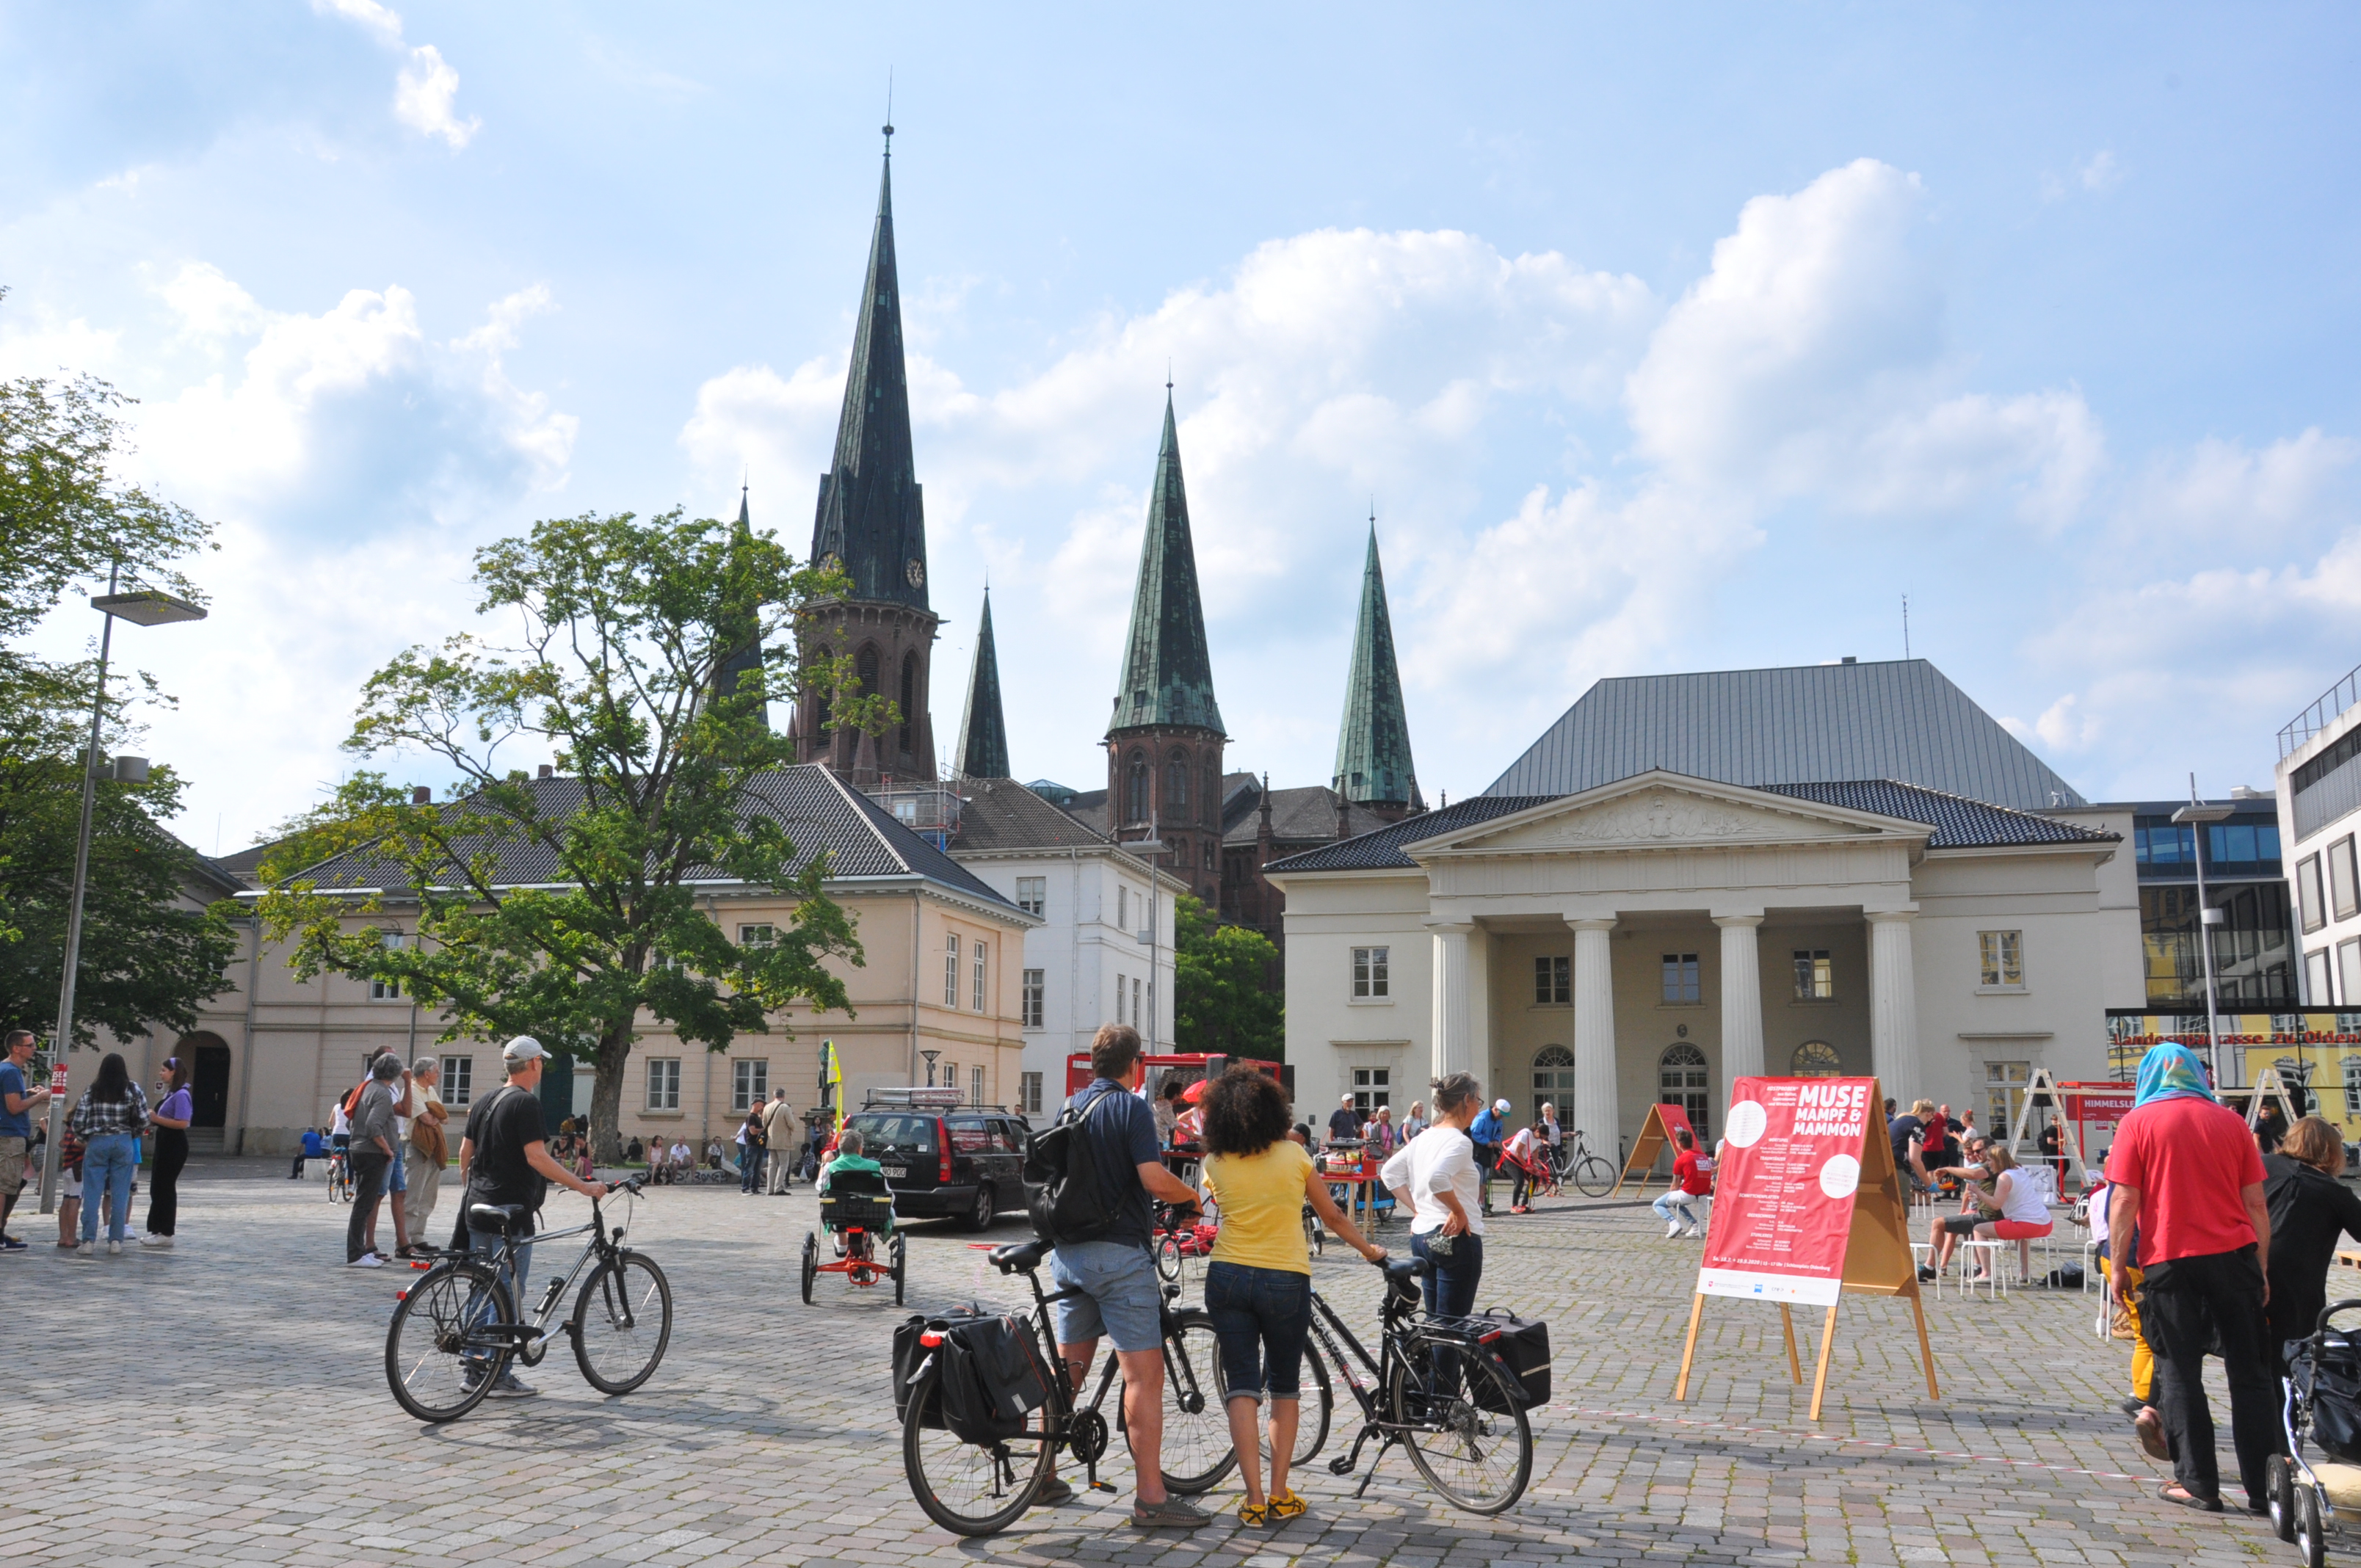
left=1352, top=1432, right=1397, bottom=1500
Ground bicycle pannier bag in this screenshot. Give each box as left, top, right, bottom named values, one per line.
left=891, top=1314, right=941, bottom=1429
left=1472, top=1310, right=1551, bottom=1411
left=939, top=1313, right=1053, bottom=1445
left=1023, top=1087, right=1121, bottom=1246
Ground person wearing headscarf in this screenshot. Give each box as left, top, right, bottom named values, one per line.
left=2108, top=1043, right=2274, bottom=1514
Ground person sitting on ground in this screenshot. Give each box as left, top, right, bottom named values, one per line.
left=1653, top=1127, right=1713, bottom=1237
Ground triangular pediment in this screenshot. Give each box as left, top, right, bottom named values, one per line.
left=1410, top=772, right=1928, bottom=858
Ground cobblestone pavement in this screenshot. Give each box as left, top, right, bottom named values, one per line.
left=0, top=1161, right=2302, bottom=1567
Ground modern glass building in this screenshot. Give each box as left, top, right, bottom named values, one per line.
left=2123, top=792, right=2296, bottom=1011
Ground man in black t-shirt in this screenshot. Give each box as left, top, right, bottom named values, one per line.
left=456, top=1036, right=611, bottom=1398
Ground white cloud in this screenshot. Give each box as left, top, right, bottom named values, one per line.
left=311, top=0, right=479, bottom=149
left=2042, top=150, right=2124, bottom=203
left=156, top=261, right=267, bottom=343
left=2128, top=428, right=2358, bottom=540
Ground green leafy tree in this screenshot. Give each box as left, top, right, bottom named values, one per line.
left=257, top=508, right=885, bottom=1160
left=1172, top=893, right=1283, bottom=1059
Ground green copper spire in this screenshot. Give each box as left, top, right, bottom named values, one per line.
left=1332, top=520, right=1420, bottom=808
left=951, top=587, right=1009, bottom=778
left=809, top=129, right=928, bottom=611
left=1108, top=393, right=1224, bottom=737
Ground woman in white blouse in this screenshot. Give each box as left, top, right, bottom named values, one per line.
left=1379, top=1072, right=1487, bottom=1316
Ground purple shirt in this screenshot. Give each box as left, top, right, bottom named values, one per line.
left=157, top=1088, right=193, bottom=1124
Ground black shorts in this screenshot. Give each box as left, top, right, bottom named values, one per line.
left=1940, top=1213, right=1986, bottom=1235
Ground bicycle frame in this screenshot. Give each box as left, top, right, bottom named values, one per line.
left=458, top=1192, right=638, bottom=1357
left=1304, top=1271, right=1493, bottom=1495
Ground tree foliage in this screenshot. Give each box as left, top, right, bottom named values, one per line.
left=257, top=507, right=882, bottom=1158
left=1172, top=893, right=1284, bottom=1059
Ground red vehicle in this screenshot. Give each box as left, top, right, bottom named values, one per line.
left=1062, top=1051, right=1291, bottom=1101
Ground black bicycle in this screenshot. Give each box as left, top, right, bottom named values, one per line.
left=383, top=1174, right=672, bottom=1423
left=1268, top=1254, right=1534, bottom=1513
left=899, top=1237, right=1233, bottom=1536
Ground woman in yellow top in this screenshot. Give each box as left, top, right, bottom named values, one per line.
left=1199, top=1066, right=1385, bottom=1527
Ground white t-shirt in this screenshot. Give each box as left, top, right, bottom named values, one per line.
left=393, top=1079, right=414, bottom=1141
left=1504, top=1127, right=1536, bottom=1164
left=1996, top=1168, right=2049, bottom=1225
left=330, top=1102, right=352, bottom=1137
left=1379, top=1124, right=1484, bottom=1236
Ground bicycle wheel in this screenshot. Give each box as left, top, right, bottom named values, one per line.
left=571, top=1249, right=672, bottom=1395
left=1386, top=1337, right=1533, bottom=1514
left=1156, top=1233, right=1183, bottom=1282
left=1573, top=1154, right=1615, bottom=1198
left=1128, top=1308, right=1237, bottom=1494
left=900, top=1358, right=1053, bottom=1536
left=384, top=1260, right=511, bottom=1423
left=891, top=1233, right=907, bottom=1306
left=1304, top=1210, right=1326, bottom=1258
left=800, top=1232, right=818, bottom=1304
left=1225, top=1324, right=1333, bottom=1469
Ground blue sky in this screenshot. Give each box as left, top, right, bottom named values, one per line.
left=6, top=3, right=2360, bottom=849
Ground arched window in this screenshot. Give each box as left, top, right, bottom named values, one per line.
left=1660, top=1042, right=1710, bottom=1140
left=898, top=651, right=917, bottom=757
left=811, top=645, right=834, bottom=733
left=1791, top=1040, right=1843, bottom=1078
left=1532, top=1045, right=1576, bottom=1116
left=855, top=645, right=880, bottom=698
left=1168, top=750, right=1189, bottom=808
left=1126, top=752, right=1150, bottom=823
left=1206, top=762, right=1221, bottom=823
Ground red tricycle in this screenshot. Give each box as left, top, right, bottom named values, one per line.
left=800, top=1167, right=907, bottom=1305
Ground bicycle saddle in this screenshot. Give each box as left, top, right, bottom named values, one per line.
left=990, top=1238, right=1051, bottom=1275
left=1382, top=1255, right=1431, bottom=1282
left=468, top=1202, right=529, bottom=1236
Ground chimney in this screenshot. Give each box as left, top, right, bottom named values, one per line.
left=411, top=786, right=431, bottom=805
left=537, top=764, right=554, bottom=779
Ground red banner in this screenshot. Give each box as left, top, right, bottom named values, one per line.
left=1656, top=1101, right=1696, bottom=1144
left=1697, top=1076, right=1876, bottom=1307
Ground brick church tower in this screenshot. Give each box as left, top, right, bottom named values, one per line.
left=791, top=126, right=938, bottom=785
left=1106, top=393, right=1225, bottom=906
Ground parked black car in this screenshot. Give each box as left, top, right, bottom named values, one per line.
left=844, top=1096, right=1031, bottom=1231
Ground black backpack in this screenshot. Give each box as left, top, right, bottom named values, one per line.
left=1023, top=1086, right=1124, bottom=1246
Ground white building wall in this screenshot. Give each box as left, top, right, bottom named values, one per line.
left=2280, top=704, right=2361, bottom=1008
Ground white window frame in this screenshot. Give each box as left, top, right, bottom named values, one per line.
left=738, top=923, right=777, bottom=948
left=370, top=932, right=405, bottom=1000
left=2335, top=838, right=2361, bottom=922
left=1350, top=1066, right=1393, bottom=1116
left=971, top=1065, right=985, bottom=1105
left=731, top=1059, right=767, bottom=1114
left=2302, top=854, right=2328, bottom=933
left=645, top=1057, right=681, bottom=1112
left=440, top=1054, right=474, bottom=1108
left=1117, top=885, right=1129, bottom=931
left=2340, top=940, right=2361, bottom=1019
left=1021, top=968, right=1045, bottom=1030
left=2311, top=947, right=2338, bottom=1006
left=1131, top=976, right=1142, bottom=1029
left=973, top=939, right=989, bottom=1012
left=2343, top=1056, right=2361, bottom=1117
left=944, top=933, right=960, bottom=1006
left=1977, top=930, right=2025, bottom=990
left=1020, top=1071, right=1044, bottom=1116
left=1015, top=876, right=1046, bottom=917
left=1351, top=945, right=1390, bottom=1000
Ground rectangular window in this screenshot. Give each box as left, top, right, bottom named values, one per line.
left=2302, top=854, right=2328, bottom=933
left=739, top=923, right=776, bottom=948
left=2346, top=1058, right=2361, bottom=1117
left=1978, top=930, right=2025, bottom=988
left=2340, top=940, right=2361, bottom=1017
left=731, top=1059, right=767, bottom=1113
left=370, top=932, right=405, bottom=999
left=1352, top=945, right=1390, bottom=999
left=1660, top=953, right=1700, bottom=1005
left=646, top=1057, right=681, bottom=1111
left=1985, top=1060, right=2030, bottom=1140
left=973, top=940, right=989, bottom=1012
left=1015, top=876, right=1046, bottom=916
left=1792, top=949, right=1833, bottom=1001
left=945, top=933, right=960, bottom=1006
left=941, top=1060, right=958, bottom=1093
left=1534, top=955, right=1570, bottom=1005
left=1020, top=1071, right=1044, bottom=1115
left=1117, top=886, right=1129, bottom=931
left=2335, top=837, right=2360, bottom=921
left=2310, top=947, right=2336, bottom=1006
left=440, top=1055, right=474, bottom=1108
left=1351, top=1066, right=1392, bottom=1116
left=971, top=1065, right=985, bottom=1106
left=1021, top=969, right=1045, bottom=1028
left=1131, top=976, right=1142, bottom=1029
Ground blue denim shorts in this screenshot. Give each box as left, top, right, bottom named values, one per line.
left=388, top=1144, right=408, bottom=1194
left=1049, top=1239, right=1164, bottom=1354
left=1204, top=1260, right=1311, bottom=1401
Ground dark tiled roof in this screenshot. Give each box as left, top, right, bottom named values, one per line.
left=1219, top=784, right=1399, bottom=848
left=1061, top=789, right=1110, bottom=836
left=949, top=779, right=1113, bottom=852
left=1263, top=796, right=1552, bottom=874
left=1485, top=658, right=2086, bottom=811
left=1755, top=781, right=2118, bottom=849
left=275, top=765, right=1016, bottom=908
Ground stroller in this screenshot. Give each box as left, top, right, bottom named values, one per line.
left=2271, top=1298, right=2361, bottom=1567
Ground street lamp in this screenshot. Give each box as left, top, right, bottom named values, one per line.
left=2173, top=777, right=2236, bottom=1092
left=36, top=576, right=207, bottom=1213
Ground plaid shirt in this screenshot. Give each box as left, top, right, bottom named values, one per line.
left=69, top=1084, right=149, bottom=1139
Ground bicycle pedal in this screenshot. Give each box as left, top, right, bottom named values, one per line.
left=1327, top=1455, right=1354, bottom=1476
left=1089, top=1481, right=1117, bottom=1493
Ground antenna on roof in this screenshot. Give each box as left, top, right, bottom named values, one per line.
left=1902, top=592, right=1911, bottom=660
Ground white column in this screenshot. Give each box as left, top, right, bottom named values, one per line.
left=1868, top=910, right=1921, bottom=1101
left=1714, top=914, right=1766, bottom=1081
left=1429, top=921, right=1474, bottom=1082
left=1571, top=918, right=1619, bottom=1151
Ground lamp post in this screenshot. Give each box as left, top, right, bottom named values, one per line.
left=35, top=578, right=207, bottom=1214
left=2173, top=777, right=2236, bottom=1092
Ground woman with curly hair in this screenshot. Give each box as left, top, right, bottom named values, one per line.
left=1200, top=1066, right=1385, bottom=1527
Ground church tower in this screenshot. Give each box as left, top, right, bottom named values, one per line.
left=1106, top=392, right=1225, bottom=904
left=713, top=484, right=769, bottom=729
left=950, top=587, right=1010, bottom=779
left=791, top=125, right=937, bottom=784
left=1330, top=518, right=1422, bottom=821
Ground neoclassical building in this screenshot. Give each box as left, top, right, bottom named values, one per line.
left=1266, top=660, right=2144, bottom=1158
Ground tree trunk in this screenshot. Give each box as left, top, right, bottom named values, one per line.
left=591, top=1020, right=636, bottom=1164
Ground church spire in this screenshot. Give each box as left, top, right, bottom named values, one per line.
left=713, top=484, right=769, bottom=730
left=1332, top=517, right=1420, bottom=811
left=809, top=130, right=927, bottom=611
left=1107, top=391, right=1223, bottom=738
left=951, top=587, right=1010, bottom=779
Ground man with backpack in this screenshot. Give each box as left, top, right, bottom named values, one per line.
left=1035, top=1023, right=1211, bottom=1528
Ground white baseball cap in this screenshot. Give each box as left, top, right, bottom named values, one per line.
left=502, top=1036, right=550, bottom=1064
left=1494, top=1098, right=1512, bottom=1113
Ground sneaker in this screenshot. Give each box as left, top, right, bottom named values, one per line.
left=70, top=1241, right=95, bottom=1260
left=1267, top=1489, right=1306, bottom=1522
left=0, top=1236, right=27, bottom=1252
left=1130, top=1497, right=1211, bottom=1529
left=106, top=1239, right=121, bottom=1255
left=347, top=1254, right=384, bottom=1268
left=1665, top=1221, right=1683, bottom=1238
left=486, top=1373, right=539, bottom=1398
left=1236, top=1498, right=1270, bottom=1527
left=1916, top=1266, right=1937, bottom=1282
left=139, top=1233, right=173, bottom=1249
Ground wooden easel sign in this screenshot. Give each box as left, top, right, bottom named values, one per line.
left=1674, top=1075, right=1937, bottom=1418
left=1611, top=1101, right=1697, bottom=1195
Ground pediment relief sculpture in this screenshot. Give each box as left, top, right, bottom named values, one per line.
left=1463, top=787, right=1869, bottom=852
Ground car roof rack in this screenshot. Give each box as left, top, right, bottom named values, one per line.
left=863, top=1086, right=968, bottom=1110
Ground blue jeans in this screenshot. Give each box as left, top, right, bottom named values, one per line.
left=740, top=1148, right=763, bottom=1192
left=1412, top=1230, right=1483, bottom=1320
left=1204, top=1261, right=1311, bottom=1401
left=1653, top=1191, right=1702, bottom=1231
left=80, top=1133, right=137, bottom=1243
left=464, top=1227, right=532, bottom=1372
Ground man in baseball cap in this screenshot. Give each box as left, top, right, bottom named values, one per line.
left=1469, top=1095, right=1508, bottom=1216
